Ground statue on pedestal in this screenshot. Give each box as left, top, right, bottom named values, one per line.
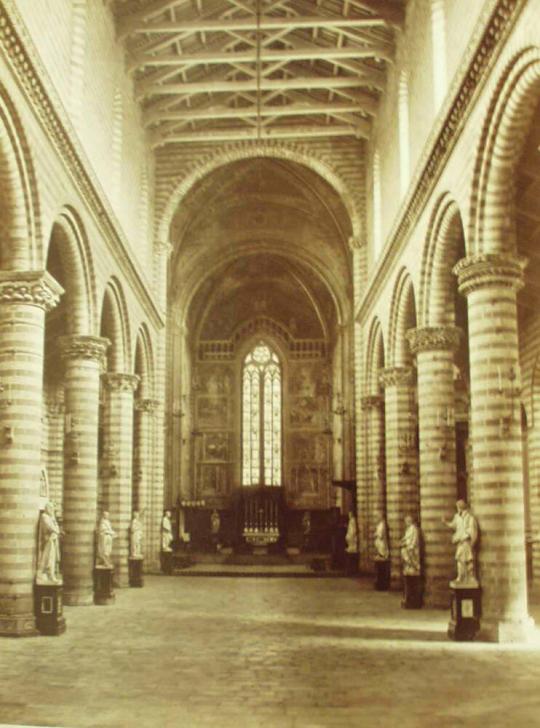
left=36, top=501, right=62, bottom=585
left=442, top=499, right=479, bottom=587
left=129, top=511, right=143, bottom=559
left=96, top=511, right=116, bottom=568
left=400, top=515, right=421, bottom=576
left=210, top=509, right=221, bottom=536
left=345, top=511, right=358, bottom=554
left=161, top=510, right=173, bottom=552
left=374, top=512, right=390, bottom=561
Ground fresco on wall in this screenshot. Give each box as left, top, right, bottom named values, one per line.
left=197, top=463, right=231, bottom=496
left=197, top=396, right=230, bottom=429
left=203, top=433, right=230, bottom=462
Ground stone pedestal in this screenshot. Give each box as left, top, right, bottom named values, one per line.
left=94, top=567, right=115, bottom=605
left=160, top=551, right=173, bottom=575
left=129, top=558, right=144, bottom=587
left=34, top=583, right=66, bottom=636
left=448, top=585, right=481, bottom=641
left=402, top=575, right=423, bottom=609
left=374, top=560, right=390, bottom=591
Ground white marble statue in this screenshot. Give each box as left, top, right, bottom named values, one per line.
left=210, top=509, right=221, bottom=536
left=161, top=510, right=173, bottom=552
left=442, top=499, right=479, bottom=587
left=374, top=512, right=390, bottom=561
left=36, top=501, right=62, bottom=585
left=129, top=511, right=143, bottom=559
left=96, top=511, right=116, bottom=568
left=345, top=511, right=358, bottom=554
left=400, top=515, right=421, bottom=576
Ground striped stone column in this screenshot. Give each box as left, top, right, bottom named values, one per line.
left=379, top=367, right=419, bottom=586
left=102, top=373, right=139, bottom=587
left=407, top=326, right=461, bottom=608
left=59, top=335, right=109, bottom=606
left=359, top=395, right=385, bottom=570
left=0, top=271, right=62, bottom=636
left=454, top=253, right=531, bottom=642
left=134, top=398, right=160, bottom=564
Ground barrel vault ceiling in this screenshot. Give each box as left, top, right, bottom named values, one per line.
left=113, top=0, right=403, bottom=147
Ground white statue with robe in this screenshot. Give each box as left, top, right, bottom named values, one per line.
left=96, top=511, right=116, bottom=568
left=36, top=501, right=62, bottom=585
left=374, top=512, right=390, bottom=561
left=130, top=511, right=143, bottom=559
left=161, top=510, right=173, bottom=552
left=345, top=511, right=358, bottom=554
left=443, top=499, right=479, bottom=587
left=400, top=515, right=421, bottom=576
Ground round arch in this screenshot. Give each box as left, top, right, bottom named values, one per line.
left=469, top=46, right=540, bottom=255
left=365, top=317, right=385, bottom=395
left=133, top=323, right=155, bottom=399
left=157, top=142, right=362, bottom=244
left=45, top=206, right=97, bottom=335
left=419, top=194, right=467, bottom=327
left=99, top=277, right=132, bottom=373
left=388, top=268, right=417, bottom=367
left=0, top=82, right=41, bottom=269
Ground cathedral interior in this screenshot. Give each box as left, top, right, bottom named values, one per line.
left=2, top=1, right=540, bottom=726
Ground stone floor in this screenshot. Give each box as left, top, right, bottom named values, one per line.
left=2, top=576, right=540, bottom=728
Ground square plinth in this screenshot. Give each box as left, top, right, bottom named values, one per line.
left=34, top=583, right=66, bottom=636
left=374, top=560, right=390, bottom=591
left=401, top=575, right=423, bottom=609
left=129, top=558, right=144, bottom=587
left=448, top=585, right=481, bottom=641
left=94, top=567, right=115, bottom=605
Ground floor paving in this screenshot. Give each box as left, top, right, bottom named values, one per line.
left=2, top=575, right=540, bottom=728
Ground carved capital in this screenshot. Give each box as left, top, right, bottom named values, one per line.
left=154, top=240, right=173, bottom=258
left=102, top=373, right=140, bottom=393
left=453, top=254, right=526, bottom=296
left=136, top=398, right=161, bottom=413
left=0, top=270, right=63, bottom=312
left=348, top=235, right=364, bottom=250
left=378, top=366, right=414, bottom=389
left=407, top=326, right=462, bottom=354
left=58, top=335, right=110, bottom=367
left=360, top=395, right=383, bottom=410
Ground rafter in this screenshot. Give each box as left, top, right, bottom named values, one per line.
left=138, top=75, right=375, bottom=100
left=151, top=122, right=371, bottom=146
left=125, top=15, right=392, bottom=37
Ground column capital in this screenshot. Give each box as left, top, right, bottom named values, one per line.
left=406, top=326, right=462, bottom=355
left=360, top=394, right=383, bottom=410
left=154, top=240, right=173, bottom=258
left=379, top=366, right=414, bottom=388
left=136, top=397, right=162, bottom=413
left=58, top=335, right=110, bottom=367
left=453, top=253, right=526, bottom=296
left=348, top=235, right=364, bottom=250
left=102, top=373, right=140, bottom=393
left=0, top=270, right=63, bottom=312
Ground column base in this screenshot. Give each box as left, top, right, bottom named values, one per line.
left=0, top=612, right=38, bottom=637
left=477, top=616, right=535, bottom=643
left=94, top=567, right=115, bottom=605
left=63, top=588, right=94, bottom=607
left=448, top=586, right=481, bottom=641
left=160, top=551, right=173, bottom=575
left=374, top=560, right=390, bottom=591
left=129, top=558, right=144, bottom=587
left=34, top=584, right=66, bottom=636
left=402, top=575, right=423, bottom=609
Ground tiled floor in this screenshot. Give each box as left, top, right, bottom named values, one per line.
left=2, top=575, right=540, bottom=728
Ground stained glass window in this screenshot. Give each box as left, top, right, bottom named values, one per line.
left=242, top=342, right=282, bottom=486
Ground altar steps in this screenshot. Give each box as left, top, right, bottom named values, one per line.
left=170, top=551, right=345, bottom=578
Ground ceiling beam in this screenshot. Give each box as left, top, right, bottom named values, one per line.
left=349, top=0, right=405, bottom=27
left=130, top=42, right=392, bottom=71
left=125, top=15, right=391, bottom=37
left=138, top=75, right=375, bottom=99
left=116, top=0, right=191, bottom=38
left=151, top=123, right=370, bottom=146
left=144, top=99, right=377, bottom=126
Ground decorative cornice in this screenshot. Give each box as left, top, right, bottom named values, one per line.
left=136, top=397, right=162, bottom=413
left=360, top=394, right=383, bottom=410
left=0, top=1, right=164, bottom=329
left=102, top=373, right=140, bottom=393
left=406, top=326, right=462, bottom=354
left=453, top=253, right=526, bottom=296
left=0, top=270, right=63, bottom=311
left=378, top=366, right=414, bottom=389
left=356, top=0, right=526, bottom=324
left=58, top=335, right=110, bottom=366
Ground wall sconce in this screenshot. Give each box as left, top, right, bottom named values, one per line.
left=68, top=451, right=79, bottom=467
left=398, top=431, right=416, bottom=455
left=3, top=426, right=14, bottom=445
left=399, top=461, right=410, bottom=476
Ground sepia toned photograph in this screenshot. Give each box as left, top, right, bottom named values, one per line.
left=1, top=0, right=540, bottom=726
